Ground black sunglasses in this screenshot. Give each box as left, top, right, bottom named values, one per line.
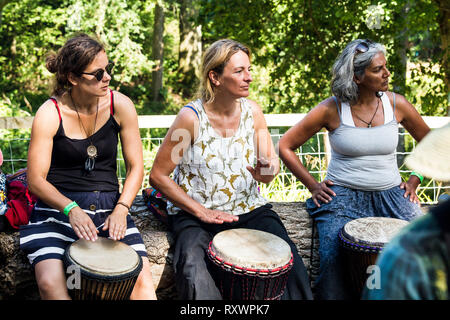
left=81, top=61, right=114, bottom=81
left=85, top=157, right=95, bottom=172
left=354, top=40, right=374, bottom=55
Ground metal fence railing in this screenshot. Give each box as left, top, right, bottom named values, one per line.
left=1, top=114, right=449, bottom=204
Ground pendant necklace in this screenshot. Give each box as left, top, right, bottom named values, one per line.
left=353, top=97, right=380, bottom=128
left=69, top=90, right=99, bottom=171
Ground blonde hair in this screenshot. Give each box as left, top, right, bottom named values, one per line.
left=196, top=39, right=251, bottom=104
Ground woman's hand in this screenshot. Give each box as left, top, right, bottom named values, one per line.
left=69, top=206, right=99, bottom=241
left=246, top=157, right=277, bottom=184
left=400, top=175, right=421, bottom=205
left=310, top=180, right=336, bottom=207
left=194, top=208, right=239, bottom=224
left=103, top=205, right=129, bottom=240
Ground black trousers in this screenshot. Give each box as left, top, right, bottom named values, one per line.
left=169, top=204, right=313, bottom=300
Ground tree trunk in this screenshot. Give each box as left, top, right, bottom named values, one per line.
left=393, top=2, right=410, bottom=167
left=434, top=0, right=450, bottom=116
left=152, top=3, right=165, bottom=103
left=178, top=0, right=202, bottom=99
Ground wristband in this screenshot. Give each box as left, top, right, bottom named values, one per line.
left=63, top=201, right=79, bottom=216
left=410, top=171, right=424, bottom=184
left=117, top=201, right=130, bottom=210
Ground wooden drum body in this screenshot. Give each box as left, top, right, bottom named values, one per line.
left=339, top=217, right=409, bottom=298
left=64, top=237, right=143, bottom=300
left=207, top=228, right=293, bottom=300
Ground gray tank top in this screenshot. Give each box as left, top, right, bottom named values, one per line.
left=325, top=93, right=402, bottom=191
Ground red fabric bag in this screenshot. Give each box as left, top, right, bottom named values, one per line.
left=5, top=180, right=38, bottom=229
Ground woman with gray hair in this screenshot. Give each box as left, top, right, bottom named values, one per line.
left=278, top=39, right=430, bottom=299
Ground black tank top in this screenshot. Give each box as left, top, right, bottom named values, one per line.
left=46, top=90, right=120, bottom=192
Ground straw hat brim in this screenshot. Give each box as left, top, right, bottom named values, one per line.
left=404, top=123, right=450, bottom=182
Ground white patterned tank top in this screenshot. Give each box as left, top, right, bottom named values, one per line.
left=167, top=98, right=268, bottom=215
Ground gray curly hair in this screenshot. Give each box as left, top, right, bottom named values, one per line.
left=331, top=39, right=386, bottom=104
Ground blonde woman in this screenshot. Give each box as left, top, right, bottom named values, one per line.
left=149, top=39, right=313, bottom=300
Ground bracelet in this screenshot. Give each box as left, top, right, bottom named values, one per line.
left=410, top=171, right=424, bottom=184
left=63, top=201, right=79, bottom=216
left=117, top=201, right=130, bottom=211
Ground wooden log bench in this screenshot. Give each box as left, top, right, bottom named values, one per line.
left=0, top=196, right=319, bottom=300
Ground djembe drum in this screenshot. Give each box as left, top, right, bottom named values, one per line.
left=339, top=217, right=409, bottom=298
left=207, top=228, right=294, bottom=300
left=64, top=237, right=143, bottom=300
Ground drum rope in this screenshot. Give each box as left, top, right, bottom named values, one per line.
left=263, top=278, right=270, bottom=299
left=250, top=276, right=258, bottom=299
left=207, top=239, right=294, bottom=300
left=243, top=277, right=248, bottom=300
left=339, top=231, right=382, bottom=253
left=207, top=242, right=294, bottom=277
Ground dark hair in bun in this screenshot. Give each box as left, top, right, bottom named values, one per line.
left=45, top=54, right=59, bottom=73
left=46, top=33, right=104, bottom=96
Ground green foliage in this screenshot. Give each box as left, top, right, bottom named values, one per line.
left=0, top=93, right=32, bottom=174
left=0, top=0, right=447, bottom=116
left=0, top=0, right=447, bottom=201
left=0, top=0, right=67, bottom=110
left=0, top=131, right=30, bottom=174
left=69, top=0, right=155, bottom=84
left=0, top=0, right=174, bottom=115
left=198, top=0, right=447, bottom=115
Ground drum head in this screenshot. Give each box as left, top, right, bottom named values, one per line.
left=342, top=217, right=409, bottom=248
left=67, top=237, right=141, bottom=276
left=210, top=228, right=292, bottom=271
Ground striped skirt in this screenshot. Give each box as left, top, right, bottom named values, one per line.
left=20, top=190, right=147, bottom=267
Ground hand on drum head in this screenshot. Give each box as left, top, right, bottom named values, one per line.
left=310, top=179, right=336, bottom=207
left=195, top=208, right=239, bottom=224
left=69, top=206, right=99, bottom=241
left=102, top=207, right=128, bottom=241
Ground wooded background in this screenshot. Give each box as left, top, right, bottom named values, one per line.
left=0, top=0, right=448, bottom=203
left=0, top=0, right=448, bottom=119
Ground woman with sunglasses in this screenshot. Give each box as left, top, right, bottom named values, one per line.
left=278, top=39, right=430, bottom=299
left=19, top=34, right=156, bottom=299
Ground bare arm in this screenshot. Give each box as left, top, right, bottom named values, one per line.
left=391, top=92, right=431, bottom=204
left=393, top=92, right=430, bottom=142
left=246, top=100, right=280, bottom=184
left=113, top=92, right=144, bottom=205
left=103, top=91, right=144, bottom=240
left=27, top=101, right=68, bottom=209
left=278, top=98, right=338, bottom=206
left=149, top=107, right=238, bottom=224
